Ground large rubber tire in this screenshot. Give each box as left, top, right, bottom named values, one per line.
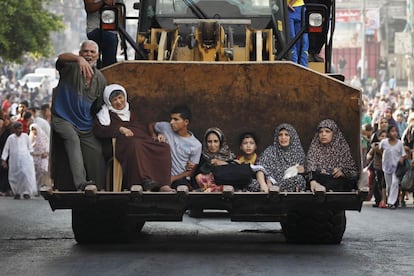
left=72, top=209, right=145, bottom=244
left=281, top=209, right=346, bottom=244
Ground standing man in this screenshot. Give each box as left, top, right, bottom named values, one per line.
left=10, top=100, right=29, bottom=122
left=149, top=105, right=202, bottom=190
left=84, top=0, right=118, bottom=68
left=1, top=122, right=37, bottom=199
left=52, top=40, right=106, bottom=190
left=40, top=103, right=52, bottom=124
left=338, top=55, right=347, bottom=75
left=288, top=0, right=309, bottom=66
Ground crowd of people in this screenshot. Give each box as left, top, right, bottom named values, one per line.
left=360, top=71, right=414, bottom=209
left=0, top=101, right=51, bottom=199
left=0, top=56, right=53, bottom=199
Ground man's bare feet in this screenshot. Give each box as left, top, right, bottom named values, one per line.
left=159, top=185, right=176, bottom=192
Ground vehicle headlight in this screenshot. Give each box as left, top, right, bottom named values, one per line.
left=101, top=10, right=116, bottom=24
left=307, top=12, right=324, bottom=33
left=100, top=8, right=118, bottom=31
left=308, top=13, right=323, bottom=27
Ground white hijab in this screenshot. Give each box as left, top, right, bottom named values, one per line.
left=97, top=84, right=130, bottom=126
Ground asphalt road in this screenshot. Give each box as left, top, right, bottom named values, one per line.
left=0, top=196, right=413, bottom=276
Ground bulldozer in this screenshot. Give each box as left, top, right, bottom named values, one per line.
left=42, top=0, right=367, bottom=244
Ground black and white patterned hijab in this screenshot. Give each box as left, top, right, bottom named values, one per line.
left=306, top=119, right=357, bottom=177
left=258, top=123, right=305, bottom=181
left=202, top=127, right=236, bottom=161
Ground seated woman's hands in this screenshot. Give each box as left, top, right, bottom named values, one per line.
left=119, top=126, right=134, bottom=137
left=186, top=161, right=196, bottom=171
left=332, top=168, right=344, bottom=178
left=296, top=165, right=305, bottom=174
left=310, top=180, right=326, bottom=193
left=210, top=158, right=228, bottom=166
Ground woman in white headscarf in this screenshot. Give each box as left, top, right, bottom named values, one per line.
left=29, top=123, right=49, bottom=193
left=94, top=84, right=173, bottom=192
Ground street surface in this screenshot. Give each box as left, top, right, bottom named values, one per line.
left=0, top=196, right=413, bottom=276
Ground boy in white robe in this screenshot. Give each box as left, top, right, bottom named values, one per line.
left=1, top=122, right=37, bottom=199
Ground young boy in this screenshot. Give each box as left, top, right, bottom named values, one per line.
left=237, top=132, right=258, bottom=165
left=149, top=105, right=202, bottom=190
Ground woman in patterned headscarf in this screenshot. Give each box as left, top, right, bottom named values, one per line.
left=201, top=127, right=235, bottom=163
left=306, top=119, right=358, bottom=192
left=195, top=127, right=236, bottom=192
left=194, top=127, right=261, bottom=192
left=255, top=123, right=306, bottom=192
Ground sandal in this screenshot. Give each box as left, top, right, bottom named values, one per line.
left=387, top=204, right=396, bottom=209
left=142, top=179, right=159, bottom=191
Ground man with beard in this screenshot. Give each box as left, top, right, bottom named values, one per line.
left=51, top=40, right=106, bottom=190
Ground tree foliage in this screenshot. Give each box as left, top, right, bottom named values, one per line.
left=0, top=0, right=64, bottom=62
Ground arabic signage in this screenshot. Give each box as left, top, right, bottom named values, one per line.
left=334, top=8, right=380, bottom=48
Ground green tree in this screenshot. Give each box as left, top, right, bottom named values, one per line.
left=0, top=0, right=64, bottom=62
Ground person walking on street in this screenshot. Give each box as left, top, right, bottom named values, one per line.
left=0, top=114, right=12, bottom=196
left=29, top=124, right=49, bottom=195
left=1, top=122, right=37, bottom=199
left=380, top=125, right=406, bottom=209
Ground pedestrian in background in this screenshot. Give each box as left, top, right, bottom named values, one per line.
left=29, top=107, right=50, bottom=138
left=394, top=110, right=407, bottom=138
left=0, top=114, right=12, bottom=196
left=367, top=129, right=387, bottom=208
left=29, top=124, right=49, bottom=195
left=40, top=103, right=52, bottom=124
left=380, top=125, right=406, bottom=209
left=1, top=122, right=36, bottom=199
left=338, top=55, right=346, bottom=75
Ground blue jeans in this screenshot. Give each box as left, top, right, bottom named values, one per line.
left=87, top=29, right=118, bottom=68
left=288, top=6, right=309, bottom=66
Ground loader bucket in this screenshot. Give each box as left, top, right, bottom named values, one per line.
left=102, top=61, right=361, bottom=171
